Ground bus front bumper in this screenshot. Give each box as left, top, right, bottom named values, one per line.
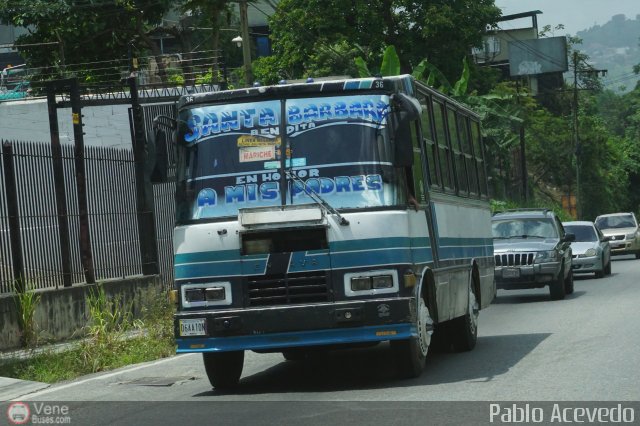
left=174, top=297, right=416, bottom=353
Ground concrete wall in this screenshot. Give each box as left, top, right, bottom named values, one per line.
left=0, top=98, right=133, bottom=149
left=0, top=276, right=163, bottom=351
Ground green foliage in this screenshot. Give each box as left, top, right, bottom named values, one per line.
left=305, top=41, right=362, bottom=79
left=80, top=285, right=136, bottom=371
left=267, top=0, right=499, bottom=82
left=0, top=0, right=172, bottom=83
left=379, top=46, right=401, bottom=77
left=252, top=55, right=284, bottom=85
left=452, top=57, right=470, bottom=97
left=14, top=281, right=41, bottom=348
left=354, top=57, right=370, bottom=78
left=490, top=199, right=573, bottom=223
left=0, top=290, right=175, bottom=383
left=355, top=45, right=400, bottom=77
left=166, top=69, right=185, bottom=86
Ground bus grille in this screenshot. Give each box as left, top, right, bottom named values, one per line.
left=495, top=253, right=535, bottom=266
left=246, top=271, right=331, bottom=307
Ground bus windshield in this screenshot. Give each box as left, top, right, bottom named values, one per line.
left=175, top=94, right=407, bottom=222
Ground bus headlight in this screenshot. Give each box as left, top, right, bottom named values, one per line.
left=372, top=275, right=394, bottom=289
left=345, top=270, right=398, bottom=296
left=205, top=287, right=226, bottom=301
left=351, top=277, right=372, bottom=291
left=182, top=282, right=232, bottom=307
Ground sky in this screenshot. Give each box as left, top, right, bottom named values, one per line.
left=493, top=0, right=640, bottom=36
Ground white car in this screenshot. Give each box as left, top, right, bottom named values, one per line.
left=595, top=212, right=640, bottom=259
left=563, top=221, right=612, bottom=278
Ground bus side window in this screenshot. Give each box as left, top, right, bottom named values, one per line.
left=447, top=107, right=468, bottom=195
left=419, top=96, right=440, bottom=189
left=409, top=120, right=427, bottom=204
left=433, top=101, right=454, bottom=193
left=471, top=120, right=489, bottom=197
left=459, top=115, right=480, bottom=196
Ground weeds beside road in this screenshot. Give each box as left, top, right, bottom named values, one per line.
left=0, top=285, right=175, bottom=383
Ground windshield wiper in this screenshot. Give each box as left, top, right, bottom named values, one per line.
left=284, top=170, right=350, bottom=226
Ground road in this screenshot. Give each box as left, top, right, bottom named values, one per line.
left=8, top=255, right=640, bottom=424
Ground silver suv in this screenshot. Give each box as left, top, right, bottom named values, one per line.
left=492, top=209, right=575, bottom=300
left=594, top=212, right=640, bottom=258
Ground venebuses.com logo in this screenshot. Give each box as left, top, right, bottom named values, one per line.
left=6, top=401, right=71, bottom=424
left=6, top=402, right=30, bottom=425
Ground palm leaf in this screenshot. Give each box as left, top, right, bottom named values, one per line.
left=380, top=45, right=401, bottom=76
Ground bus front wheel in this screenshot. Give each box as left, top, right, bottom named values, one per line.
left=391, top=297, right=433, bottom=379
left=203, top=351, right=244, bottom=389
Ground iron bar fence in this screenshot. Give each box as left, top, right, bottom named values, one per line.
left=0, top=139, right=176, bottom=294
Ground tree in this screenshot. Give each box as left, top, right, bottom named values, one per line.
left=0, top=0, right=173, bottom=84
left=259, top=0, right=500, bottom=82
left=178, top=0, right=235, bottom=84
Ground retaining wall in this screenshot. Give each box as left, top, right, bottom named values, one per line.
left=0, top=275, right=163, bottom=351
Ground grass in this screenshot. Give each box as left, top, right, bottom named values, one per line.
left=14, top=281, right=41, bottom=348
left=0, top=287, right=176, bottom=384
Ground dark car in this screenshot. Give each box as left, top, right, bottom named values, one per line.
left=492, top=209, right=575, bottom=300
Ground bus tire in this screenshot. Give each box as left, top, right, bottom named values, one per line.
left=203, top=351, right=244, bottom=389
left=451, top=283, right=479, bottom=352
left=391, top=296, right=433, bottom=379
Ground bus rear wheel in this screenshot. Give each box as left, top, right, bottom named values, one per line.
left=203, top=351, right=244, bottom=389
left=451, top=284, right=479, bottom=352
left=391, top=297, right=433, bottom=379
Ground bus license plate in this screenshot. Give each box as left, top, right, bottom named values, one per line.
left=502, top=268, right=520, bottom=279
left=180, top=319, right=207, bottom=336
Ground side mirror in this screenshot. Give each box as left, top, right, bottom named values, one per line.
left=147, top=115, right=176, bottom=184
left=563, top=233, right=576, bottom=243
left=390, top=94, right=421, bottom=168
left=602, top=235, right=612, bottom=242
left=147, top=126, right=169, bottom=183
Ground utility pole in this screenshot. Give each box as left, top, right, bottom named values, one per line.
left=573, top=51, right=580, bottom=220
left=239, top=0, right=253, bottom=85
left=572, top=50, right=607, bottom=220
left=515, top=78, right=527, bottom=203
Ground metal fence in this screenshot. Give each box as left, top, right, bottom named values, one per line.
left=0, top=139, right=178, bottom=294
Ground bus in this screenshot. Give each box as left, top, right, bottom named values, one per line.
left=161, top=74, right=495, bottom=388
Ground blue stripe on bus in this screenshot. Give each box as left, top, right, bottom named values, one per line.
left=175, top=250, right=245, bottom=264
left=174, top=236, right=491, bottom=280
left=330, top=237, right=427, bottom=252
left=288, top=251, right=331, bottom=273
left=330, top=247, right=414, bottom=268
left=175, top=261, right=242, bottom=279
left=176, top=323, right=415, bottom=353
left=437, top=237, right=494, bottom=260
left=344, top=81, right=360, bottom=90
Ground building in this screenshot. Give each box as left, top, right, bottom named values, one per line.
left=472, top=10, right=567, bottom=94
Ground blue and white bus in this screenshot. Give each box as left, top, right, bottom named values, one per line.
left=166, top=75, right=495, bottom=388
